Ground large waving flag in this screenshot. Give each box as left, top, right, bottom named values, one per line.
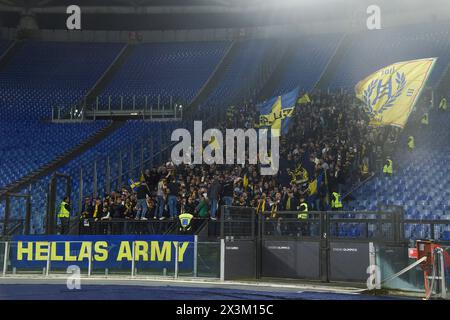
left=355, top=58, right=436, bottom=128
left=258, top=87, right=299, bottom=136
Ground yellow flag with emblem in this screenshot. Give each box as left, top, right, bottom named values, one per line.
left=355, top=58, right=436, bottom=128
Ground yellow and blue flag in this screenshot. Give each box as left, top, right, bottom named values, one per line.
left=129, top=179, right=140, bottom=191
left=258, top=87, right=299, bottom=136
left=309, top=173, right=323, bottom=196
left=355, top=58, right=436, bottom=128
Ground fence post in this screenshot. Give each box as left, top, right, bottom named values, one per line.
left=220, top=238, right=225, bottom=282
left=174, top=241, right=179, bottom=279
left=193, top=236, right=198, bottom=277
left=319, top=212, right=329, bottom=282
left=220, top=206, right=225, bottom=239
left=88, top=241, right=92, bottom=277
left=438, top=249, right=447, bottom=299
left=45, top=242, right=51, bottom=276
left=2, top=242, right=9, bottom=276
left=131, top=241, right=135, bottom=277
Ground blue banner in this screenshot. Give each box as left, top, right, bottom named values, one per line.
left=11, top=235, right=195, bottom=270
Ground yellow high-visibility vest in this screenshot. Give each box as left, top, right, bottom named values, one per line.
left=331, top=192, right=343, bottom=209
left=383, top=159, right=393, bottom=175
left=297, top=203, right=308, bottom=219
left=58, top=201, right=70, bottom=218
left=408, top=136, right=415, bottom=150
left=439, top=98, right=447, bottom=110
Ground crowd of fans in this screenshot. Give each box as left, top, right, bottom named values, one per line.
left=78, top=91, right=395, bottom=229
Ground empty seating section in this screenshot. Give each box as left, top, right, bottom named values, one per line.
left=200, top=39, right=273, bottom=109
left=0, top=40, right=11, bottom=55
left=98, top=42, right=230, bottom=109
left=22, top=120, right=180, bottom=234
left=346, top=108, right=450, bottom=240
left=0, top=41, right=124, bottom=120
left=271, top=34, right=342, bottom=96
left=330, top=27, right=450, bottom=89
left=0, top=120, right=108, bottom=189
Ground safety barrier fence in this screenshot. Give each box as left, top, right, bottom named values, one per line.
left=65, top=206, right=450, bottom=244
left=0, top=239, right=224, bottom=280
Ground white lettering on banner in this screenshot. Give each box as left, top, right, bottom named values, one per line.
left=332, top=248, right=358, bottom=252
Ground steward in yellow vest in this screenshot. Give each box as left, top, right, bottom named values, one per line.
left=297, top=200, right=309, bottom=236
left=297, top=202, right=308, bottom=220
left=383, top=158, right=393, bottom=176
left=58, top=197, right=71, bottom=235
left=331, top=192, right=343, bottom=210
left=439, top=97, right=447, bottom=111
left=408, top=136, right=415, bottom=151
left=179, top=212, right=194, bottom=232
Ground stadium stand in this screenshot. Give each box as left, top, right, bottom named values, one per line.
left=199, top=39, right=275, bottom=109
left=347, top=101, right=450, bottom=240
left=0, top=40, right=11, bottom=56
left=0, top=29, right=449, bottom=239
left=0, top=41, right=124, bottom=120
left=21, top=120, right=180, bottom=234
left=0, top=120, right=108, bottom=189
left=97, top=41, right=230, bottom=109
left=269, top=34, right=342, bottom=97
